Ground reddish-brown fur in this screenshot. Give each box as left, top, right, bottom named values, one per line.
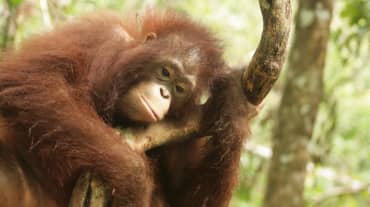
left=0, top=9, right=250, bottom=207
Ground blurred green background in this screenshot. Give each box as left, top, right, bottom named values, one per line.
left=1, top=0, right=369, bottom=206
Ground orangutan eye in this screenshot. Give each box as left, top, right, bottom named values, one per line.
left=161, top=67, right=170, bottom=78
left=175, top=84, right=185, bottom=94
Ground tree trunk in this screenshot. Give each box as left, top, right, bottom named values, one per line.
left=263, top=1, right=333, bottom=207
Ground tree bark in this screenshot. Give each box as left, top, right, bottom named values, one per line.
left=263, top=1, right=333, bottom=207
left=242, top=0, right=291, bottom=105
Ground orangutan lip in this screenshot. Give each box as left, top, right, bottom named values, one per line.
left=140, top=96, right=159, bottom=121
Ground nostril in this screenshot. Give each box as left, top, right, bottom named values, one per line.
left=160, top=87, right=170, bottom=99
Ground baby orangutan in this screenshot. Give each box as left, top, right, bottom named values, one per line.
left=0, top=9, right=252, bottom=207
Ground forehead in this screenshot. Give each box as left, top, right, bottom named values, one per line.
left=163, top=35, right=203, bottom=75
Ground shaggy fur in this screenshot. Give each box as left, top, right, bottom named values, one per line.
left=0, top=9, right=250, bottom=207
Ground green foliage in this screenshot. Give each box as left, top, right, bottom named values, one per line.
left=341, top=0, right=370, bottom=27
left=8, top=0, right=23, bottom=8
left=334, top=0, right=370, bottom=66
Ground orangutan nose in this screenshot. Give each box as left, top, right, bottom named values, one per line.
left=160, top=87, right=170, bottom=99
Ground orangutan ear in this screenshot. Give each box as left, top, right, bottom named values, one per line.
left=144, top=32, right=157, bottom=42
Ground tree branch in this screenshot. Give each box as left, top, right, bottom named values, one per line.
left=242, top=0, right=291, bottom=105
left=122, top=112, right=201, bottom=151
left=312, top=183, right=370, bottom=206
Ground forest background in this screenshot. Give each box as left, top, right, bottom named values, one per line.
left=1, top=0, right=369, bottom=206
